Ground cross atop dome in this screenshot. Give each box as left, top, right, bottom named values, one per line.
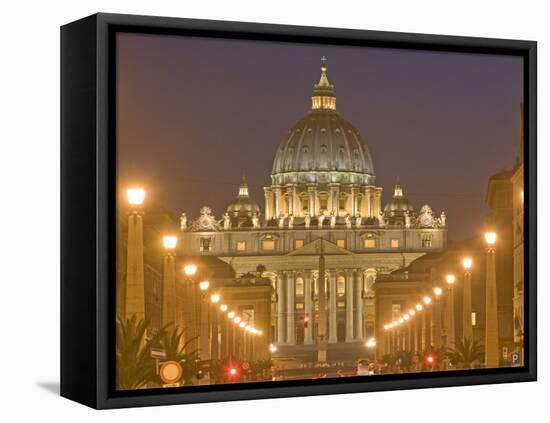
left=312, top=57, right=336, bottom=110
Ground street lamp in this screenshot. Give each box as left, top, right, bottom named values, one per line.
left=416, top=304, right=423, bottom=312
left=124, top=187, right=146, bottom=321
left=199, top=280, right=210, bottom=291
left=184, top=264, right=197, bottom=277
left=161, top=235, right=178, bottom=327
left=228, top=311, right=235, bottom=319
left=126, top=187, right=145, bottom=205
left=446, top=274, right=456, bottom=349
left=220, top=304, right=228, bottom=312
left=462, top=257, right=473, bottom=341
left=433, top=287, right=442, bottom=297
left=210, top=293, right=220, bottom=303
left=423, top=296, right=432, bottom=305
left=484, top=231, right=499, bottom=368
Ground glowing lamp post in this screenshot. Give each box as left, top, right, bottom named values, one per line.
left=210, top=293, right=220, bottom=362
left=484, top=232, right=499, bottom=368
left=124, top=188, right=145, bottom=321
left=446, top=274, right=456, bottom=349
left=161, top=235, right=178, bottom=327
left=199, top=280, right=210, bottom=363
left=462, top=257, right=473, bottom=341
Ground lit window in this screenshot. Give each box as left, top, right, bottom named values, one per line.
left=337, top=301, right=345, bottom=308
left=471, top=312, right=477, bottom=326
left=236, top=241, right=246, bottom=251
left=295, top=239, right=304, bottom=249
left=363, top=238, right=375, bottom=249
left=336, top=239, right=345, bottom=248
left=391, top=239, right=400, bottom=249
left=295, top=278, right=304, bottom=296
left=296, top=303, right=304, bottom=310
left=337, top=276, right=345, bottom=295
left=262, top=240, right=275, bottom=250
left=422, top=236, right=432, bottom=248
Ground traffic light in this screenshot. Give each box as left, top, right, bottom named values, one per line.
left=425, top=354, right=436, bottom=367
left=227, top=365, right=240, bottom=379
left=301, top=314, right=310, bottom=328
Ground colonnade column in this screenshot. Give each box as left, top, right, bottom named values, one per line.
left=125, top=211, right=145, bottom=320
left=345, top=270, right=355, bottom=342
left=286, top=186, right=295, bottom=216
left=276, top=273, right=286, bottom=345
left=363, top=186, right=372, bottom=218
left=355, top=271, right=364, bottom=340
left=286, top=271, right=296, bottom=345
left=350, top=185, right=359, bottom=216
left=328, top=271, right=338, bottom=343
left=373, top=187, right=383, bottom=218
left=304, top=271, right=313, bottom=344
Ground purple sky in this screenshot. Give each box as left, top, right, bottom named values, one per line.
left=116, top=32, right=523, bottom=241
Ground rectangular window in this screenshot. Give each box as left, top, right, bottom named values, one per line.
left=236, top=241, right=246, bottom=251
left=337, top=301, right=345, bottom=308
left=295, top=239, right=304, bottom=249
left=336, top=239, right=345, bottom=248
left=391, top=239, right=400, bottom=249
left=471, top=312, right=477, bottom=326
left=392, top=303, right=401, bottom=320
left=363, top=238, right=375, bottom=249
left=295, top=303, right=304, bottom=310
left=422, top=236, right=432, bottom=248
left=262, top=240, right=275, bottom=250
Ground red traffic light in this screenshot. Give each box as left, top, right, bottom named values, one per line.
left=227, top=366, right=239, bottom=378
left=425, top=354, right=436, bottom=366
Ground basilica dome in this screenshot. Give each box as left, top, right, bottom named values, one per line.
left=270, top=59, right=375, bottom=186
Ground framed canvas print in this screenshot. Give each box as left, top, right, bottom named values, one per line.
left=60, top=13, right=537, bottom=409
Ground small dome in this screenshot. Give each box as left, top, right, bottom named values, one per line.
left=226, top=176, right=260, bottom=218
left=384, top=183, right=414, bottom=214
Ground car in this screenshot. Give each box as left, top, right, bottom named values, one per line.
left=357, top=358, right=375, bottom=376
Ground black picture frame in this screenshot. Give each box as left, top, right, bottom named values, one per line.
left=60, top=12, right=537, bottom=409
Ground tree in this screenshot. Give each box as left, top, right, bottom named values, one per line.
left=116, top=315, right=162, bottom=390
left=446, top=337, right=484, bottom=369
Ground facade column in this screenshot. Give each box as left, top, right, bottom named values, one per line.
left=463, top=268, right=473, bottom=341
left=350, top=185, right=359, bottom=216
left=286, top=271, right=296, bottom=345
left=447, top=286, right=456, bottom=349
left=273, top=186, right=282, bottom=218
left=421, top=310, right=427, bottom=351
left=264, top=188, right=273, bottom=221
left=345, top=270, right=355, bottom=342
left=363, top=186, right=372, bottom=218
left=355, top=271, right=364, bottom=340
left=276, top=273, right=286, bottom=345
left=328, top=271, right=338, bottom=343
left=304, top=271, right=314, bottom=344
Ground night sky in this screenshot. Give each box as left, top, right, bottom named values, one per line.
left=116, top=32, right=523, bottom=241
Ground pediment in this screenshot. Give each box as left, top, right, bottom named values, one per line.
left=287, top=238, right=354, bottom=256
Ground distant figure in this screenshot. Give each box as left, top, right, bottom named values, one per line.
left=355, top=213, right=362, bottom=228
left=252, top=213, right=260, bottom=229
left=180, top=213, right=187, bottom=231
left=440, top=211, right=447, bottom=227
left=288, top=214, right=294, bottom=229
left=378, top=212, right=385, bottom=227
left=278, top=215, right=285, bottom=229
left=304, top=212, right=311, bottom=229
left=345, top=214, right=351, bottom=229
left=318, top=213, right=325, bottom=229
left=223, top=212, right=231, bottom=230
left=330, top=212, right=336, bottom=229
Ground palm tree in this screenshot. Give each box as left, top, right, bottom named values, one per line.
left=116, top=315, right=162, bottom=390
left=155, top=325, right=205, bottom=386
left=446, top=337, right=484, bottom=369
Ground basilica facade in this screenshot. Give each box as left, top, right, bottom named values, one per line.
left=179, top=60, right=448, bottom=349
